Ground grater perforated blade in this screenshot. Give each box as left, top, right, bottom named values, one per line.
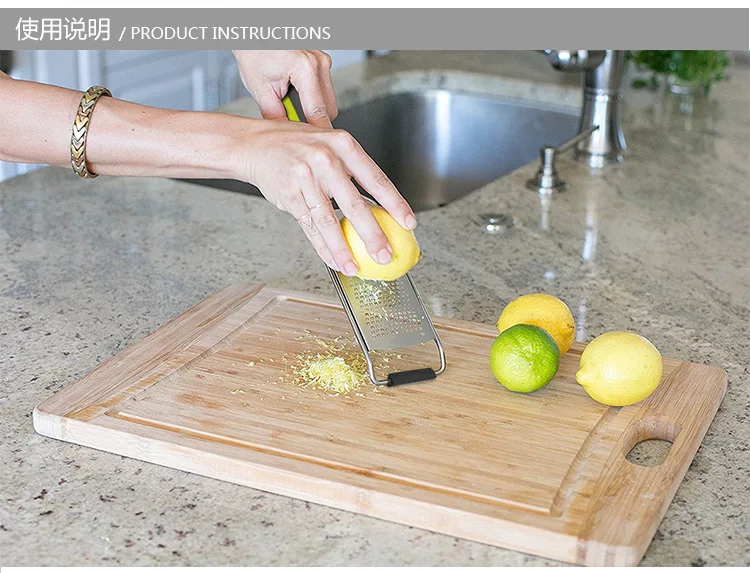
left=326, top=224, right=446, bottom=387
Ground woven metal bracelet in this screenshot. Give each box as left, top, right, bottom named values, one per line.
left=70, top=86, right=112, bottom=178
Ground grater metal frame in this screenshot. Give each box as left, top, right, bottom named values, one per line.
left=327, top=266, right=446, bottom=386
left=325, top=212, right=446, bottom=387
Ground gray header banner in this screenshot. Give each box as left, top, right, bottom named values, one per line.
left=1, top=8, right=748, bottom=50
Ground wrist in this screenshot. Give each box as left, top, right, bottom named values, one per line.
left=207, top=114, right=267, bottom=184
left=181, top=111, right=250, bottom=181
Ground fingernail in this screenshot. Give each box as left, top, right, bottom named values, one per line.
left=405, top=214, right=417, bottom=230
left=344, top=262, right=358, bottom=276
left=376, top=248, right=392, bottom=264
left=329, top=261, right=339, bottom=272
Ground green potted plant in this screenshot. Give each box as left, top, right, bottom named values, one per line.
left=628, top=50, right=730, bottom=95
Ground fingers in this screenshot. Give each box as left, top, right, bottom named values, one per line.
left=287, top=160, right=361, bottom=275
left=293, top=146, right=393, bottom=273
left=299, top=159, right=358, bottom=276
left=253, top=86, right=289, bottom=121
left=291, top=52, right=335, bottom=128
left=283, top=184, right=339, bottom=272
left=299, top=218, right=339, bottom=273
left=329, top=130, right=417, bottom=231
left=318, top=159, right=393, bottom=267
left=316, top=52, right=338, bottom=121
left=233, top=50, right=337, bottom=125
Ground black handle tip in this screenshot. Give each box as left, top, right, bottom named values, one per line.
left=387, top=368, right=436, bottom=387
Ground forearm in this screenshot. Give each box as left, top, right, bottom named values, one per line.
left=0, top=73, right=245, bottom=180
left=0, top=71, right=418, bottom=274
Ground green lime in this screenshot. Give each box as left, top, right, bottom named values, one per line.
left=490, top=324, right=560, bottom=393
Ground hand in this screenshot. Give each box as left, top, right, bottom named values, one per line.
left=236, top=119, right=417, bottom=276
left=233, top=50, right=338, bottom=128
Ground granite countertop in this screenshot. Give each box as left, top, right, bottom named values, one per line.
left=1, top=51, right=748, bottom=566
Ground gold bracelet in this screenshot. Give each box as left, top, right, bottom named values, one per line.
left=70, top=86, right=112, bottom=178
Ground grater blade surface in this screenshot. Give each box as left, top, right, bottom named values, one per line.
left=334, top=272, right=436, bottom=351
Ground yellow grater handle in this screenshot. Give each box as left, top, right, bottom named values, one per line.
left=282, top=86, right=303, bottom=123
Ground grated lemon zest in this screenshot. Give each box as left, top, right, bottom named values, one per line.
left=293, top=356, right=363, bottom=395
left=280, top=332, right=405, bottom=396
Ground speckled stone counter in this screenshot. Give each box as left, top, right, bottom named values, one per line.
left=1, top=52, right=748, bottom=566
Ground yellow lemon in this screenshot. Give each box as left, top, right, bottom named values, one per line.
left=576, top=331, right=663, bottom=406
left=489, top=324, right=560, bottom=393
left=341, top=206, right=421, bottom=281
left=496, top=293, right=576, bottom=355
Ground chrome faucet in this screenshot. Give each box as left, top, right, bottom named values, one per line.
left=539, top=50, right=627, bottom=167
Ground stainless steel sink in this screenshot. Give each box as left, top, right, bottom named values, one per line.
left=183, top=89, right=579, bottom=211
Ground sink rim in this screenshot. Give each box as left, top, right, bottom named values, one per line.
left=333, top=85, right=581, bottom=123
left=329, top=67, right=583, bottom=116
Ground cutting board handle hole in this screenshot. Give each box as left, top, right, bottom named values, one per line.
left=623, top=417, right=680, bottom=467
left=626, top=438, right=673, bottom=467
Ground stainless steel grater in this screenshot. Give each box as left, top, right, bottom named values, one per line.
left=282, top=86, right=445, bottom=386
left=326, top=207, right=446, bottom=387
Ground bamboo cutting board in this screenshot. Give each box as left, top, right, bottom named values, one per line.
left=34, top=284, right=727, bottom=566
